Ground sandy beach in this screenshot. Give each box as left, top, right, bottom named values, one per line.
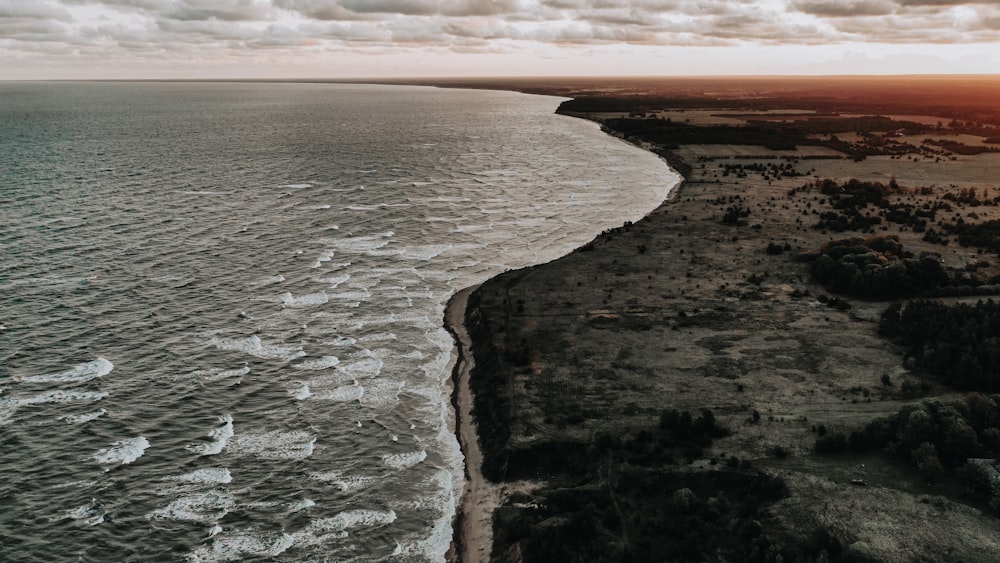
left=445, top=285, right=500, bottom=563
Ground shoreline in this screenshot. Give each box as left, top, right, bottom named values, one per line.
left=443, top=104, right=686, bottom=563
left=443, top=116, right=685, bottom=563
left=444, top=284, right=497, bottom=563
left=440, top=84, right=1000, bottom=560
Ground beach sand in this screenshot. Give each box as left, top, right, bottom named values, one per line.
left=445, top=285, right=500, bottom=563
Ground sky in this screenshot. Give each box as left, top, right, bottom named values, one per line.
left=2, top=0, right=1000, bottom=79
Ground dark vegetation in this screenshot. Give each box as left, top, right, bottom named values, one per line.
left=492, top=409, right=864, bottom=563
left=923, top=138, right=1000, bottom=156
left=807, top=236, right=950, bottom=299
left=599, top=117, right=935, bottom=160
left=804, top=178, right=950, bottom=235
left=941, top=218, right=1000, bottom=254
left=880, top=299, right=1000, bottom=391
left=542, top=76, right=1000, bottom=127
left=467, top=320, right=854, bottom=563
left=815, top=395, right=1000, bottom=510
left=498, top=469, right=867, bottom=563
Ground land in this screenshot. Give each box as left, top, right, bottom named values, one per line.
left=435, top=77, right=1000, bottom=562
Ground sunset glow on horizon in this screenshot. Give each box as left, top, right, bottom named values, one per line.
left=2, top=1, right=1000, bottom=79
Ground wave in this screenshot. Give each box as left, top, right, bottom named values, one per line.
left=146, top=491, right=235, bottom=522
left=166, top=468, right=233, bottom=485
left=210, top=335, right=305, bottom=361
left=15, top=390, right=109, bottom=406
left=227, top=429, right=316, bottom=459
left=310, top=382, right=364, bottom=403
left=280, top=291, right=328, bottom=308
left=292, top=356, right=339, bottom=370
left=66, top=500, right=106, bottom=526
left=192, top=366, right=249, bottom=384
left=337, top=357, right=383, bottom=378
left=94, top=436, right=150, bottom=469
left=187, top=414, right=234, bottom=456
left=188, top=530, right=294, bottom=563
left=59, top=408, right=107, bottom=424
left=311, top=509, right=396, bottom=531
left=381, top=450, right=426, bottom=470
left=20, top=357, right=113, bottom=384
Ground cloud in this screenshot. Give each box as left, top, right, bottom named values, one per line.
left=166, top=1, right=275, bottom=22
left=3, top=0, right=1000, bottom=77
left=792, top=1, right=896, bottom=17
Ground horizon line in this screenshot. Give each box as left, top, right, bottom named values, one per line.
left=4, top=73, right=1000, bottom=83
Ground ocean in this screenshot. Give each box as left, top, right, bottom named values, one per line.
left=0, top=82, right=678, bottom=562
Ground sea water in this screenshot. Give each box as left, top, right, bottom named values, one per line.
left=0, top=82, right=679, bottom=561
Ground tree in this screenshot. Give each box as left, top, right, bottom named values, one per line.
left=912, top=442, right=945, bottom=483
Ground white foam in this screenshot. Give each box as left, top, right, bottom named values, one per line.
left=309, top=471, right=379, bottom=493
left=256, top=342, right=306, bottom=361
left=291, top=383, right=312, bottom=400
left=346, top=276, right=381, bottom=290
left=454, top=222, right=495, bottom=233
left=329, top=234, right=393, bottom=253
left=311, top=250, right=335, bottom=269
left=187, top=414, right=234, bottom=456
left=329, top=289, right=370, bottom=301
left=325, top=336, right=357, bottom=347
left=21, top=357, right=114, bottom=384
left=401, top=244, right=453, bottom=261
left=366, top=247, right=405, bottom=257
left=280, top=291, right=328, bottom=308
left=166, top=468, right=233, bottom=485
left=311, top=509, right=397, bottom=532
left=94, top=436, right=150, bottom=469
left=210, top=335, right=262, bottom=355
left=312, top=204, right=331, bottom=210
left=210, top=335, right=304, bottom=361
left=359, top=332, right=396, bottom=343
left=337, top=357, right=383, bottom=378
left=255, top=274, right=285, bottom=286
left=382, top=450, right=426, bottom=469
left=188, top=531, right=294, bottom=563
left=16, top=390, right=109, bottom=406
left=358, top=379, right=403, bottom=409
left=288, top=499, right=315, bottom=513
left=403, top=471, right=459, bottom=561
left=317, top=273, right=350, bottom=288
left=292, top=356, right=339, bottom=370
left=282, top=183, right=312, bottom=189
left=59, top=409, right=106, bottom=424
left=66, top=501, right=105, bottom=526
left=344, top=203, right=388, bottom=211
left=193, top=366, right=249, bottom=384
left=311, top=382, right=364, bottom=403
left=228, top=429, right=316, bottom=459
left=146, top=491, right=235, bottom=522
left=287, top=528, right=346, bottom=550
